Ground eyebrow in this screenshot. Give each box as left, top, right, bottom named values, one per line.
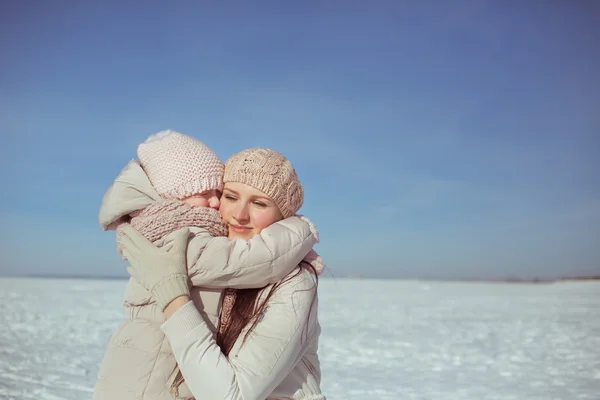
left=224, top=188, right=273, bottom=203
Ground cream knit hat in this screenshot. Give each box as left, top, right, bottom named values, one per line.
left=223, top=148, right=303, bottom=218
left=137, top=130, right=224, bottom=200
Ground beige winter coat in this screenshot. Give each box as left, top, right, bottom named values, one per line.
left=92, top=160, right=318, bottom=400
left=162, top=268, right=325, bottom=400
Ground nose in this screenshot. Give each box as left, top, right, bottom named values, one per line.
left=208, top=195, right=220, bottom=210
left=232, top=202, right=250, bottom=223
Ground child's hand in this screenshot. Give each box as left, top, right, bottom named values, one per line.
left=119, top=224, right=191, bottom=311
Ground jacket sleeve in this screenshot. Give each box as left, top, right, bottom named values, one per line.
left=160, top=270, right=318, bottom=400
left=185, top=216, right=317, bottom=289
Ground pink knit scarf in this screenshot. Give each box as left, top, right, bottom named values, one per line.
left=115, top=200, right=228, bottom=255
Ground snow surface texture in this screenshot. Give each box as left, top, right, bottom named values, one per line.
left=0, top=277, right=599, bottom=400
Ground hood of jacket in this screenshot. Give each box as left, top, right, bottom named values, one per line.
left=98, top=159, right=163, bottom=231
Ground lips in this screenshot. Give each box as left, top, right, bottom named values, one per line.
left=229, top=224, right=253, bottom=233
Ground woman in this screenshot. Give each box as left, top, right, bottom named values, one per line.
left=120, top=148, right=326, bottom=400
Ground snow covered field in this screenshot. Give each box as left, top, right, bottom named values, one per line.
left=1, top=277, right=599, bottom=400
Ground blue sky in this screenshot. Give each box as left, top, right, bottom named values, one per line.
left=1, top=1, right=598, bottom=280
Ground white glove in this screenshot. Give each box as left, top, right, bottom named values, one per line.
left=119, top=224, right=191, bottom=311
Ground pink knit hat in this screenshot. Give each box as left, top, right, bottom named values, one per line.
left=137, top=130, right=224, bottom=200
left=223, top=148, right=303, bottom=218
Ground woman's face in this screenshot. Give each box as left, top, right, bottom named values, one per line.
left=220, top=182, right=283, bottom=240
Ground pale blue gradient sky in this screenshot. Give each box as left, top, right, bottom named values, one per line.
left=1, top=1, right=599, bottom=279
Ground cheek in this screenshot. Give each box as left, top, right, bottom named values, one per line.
left=183, top=197, right=209, bottom=207
left=251, top=209, right=282, bottom=231
left=219, top=201, right=231, bottom=219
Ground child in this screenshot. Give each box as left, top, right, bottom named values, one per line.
left=93, top=130, right=321, bottom=400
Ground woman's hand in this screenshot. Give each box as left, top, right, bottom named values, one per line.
left=119, top=224, right=191, bottom=311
